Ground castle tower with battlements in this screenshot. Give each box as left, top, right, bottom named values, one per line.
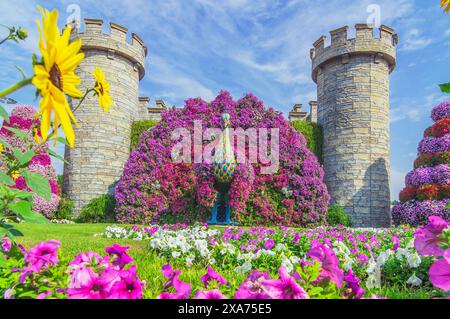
left=63, top=19, right=151, bottom=215
left=310, top=24, right=398, bottom=227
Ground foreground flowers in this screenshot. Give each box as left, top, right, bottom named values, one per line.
left=32, top=6, right=84, bottom=148
left=1, top=239, right=143, bottom=299
left=414, top=216, right=450, bottom=292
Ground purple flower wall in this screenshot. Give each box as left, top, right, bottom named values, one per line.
left=115, top=91, right=330, bottom=226
left=393, top=101, right=450, bottom=226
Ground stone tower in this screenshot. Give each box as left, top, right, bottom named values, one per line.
left=310, top=24, right=398, bottom=227
left=63, top=19, right=149, bottom=215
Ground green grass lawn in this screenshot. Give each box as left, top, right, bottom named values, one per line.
left=10, top=222, right=438, bottom=299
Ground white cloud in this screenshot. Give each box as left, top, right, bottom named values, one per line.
left=400, top=29, right=432, bottom=51
left=391, top=91, right=447, bottom=124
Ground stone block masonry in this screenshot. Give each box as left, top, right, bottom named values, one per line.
left=63, top=19, right=150, bottom=215
left=310, top=24, right=397, bottom=227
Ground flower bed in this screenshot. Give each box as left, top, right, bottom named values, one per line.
left=104, top=223, right=437, bottom=296
left=2, top=216, right=449, bottom=299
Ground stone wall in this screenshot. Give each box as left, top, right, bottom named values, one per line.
left=310, top=24, right=397, bottom=227
left=63, top=19, right=147, bottom=215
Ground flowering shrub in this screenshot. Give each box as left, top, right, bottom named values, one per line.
left=0, top=238, right=143, bottom=299
left=0, top=105, right=60, bottom=217
left=115, top=91, right=329, bottom=226
left=393, top=102, right=450, bottom=225
left=414, top=151, right=450, bottom=168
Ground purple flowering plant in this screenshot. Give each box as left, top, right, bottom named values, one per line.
left=393, top=101, right=450, bottom=226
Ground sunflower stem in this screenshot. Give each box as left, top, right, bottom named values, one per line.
left=72, top=88, right=95, bottom=113
left=0, top=77, right=33, bottom=98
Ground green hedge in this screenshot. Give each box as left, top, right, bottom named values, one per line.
left=291, top=120, right=323, bottom=162
left=130, top=120, right=158, bottom=150
left=77, top=194, right=116, bottom=223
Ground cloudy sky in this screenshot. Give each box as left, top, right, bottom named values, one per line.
left=0, top=0, right=449, bottom=200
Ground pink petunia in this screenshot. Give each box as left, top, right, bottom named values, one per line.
left=307, top=242, right=344, bottom=288
left=105, top=244, right=134, bottom=269
left=24, top=240, right=60, bottom=272
left=344, top=269, right=365, bottom=299
left=2, top=236, right=11, bottom=252
left=109, top=266, right=143, bottom=299
left=194, top=289, right=227, bottom=299
left=429, top=249, right=450, bottom=292
left=234, top=270, right=270, bottom=299
left=261, top=266, right=309, bottom=299
left=200, top=266, right=227, bottom=288
left=67, top=267, right=119, bottom=299
left=414, top=216, right=449, bottom=257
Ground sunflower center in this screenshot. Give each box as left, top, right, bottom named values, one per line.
left=96, top=82, right=104, bottom=96
left=49, top=64, right=63, bottom=91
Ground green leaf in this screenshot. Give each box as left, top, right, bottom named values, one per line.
left=46, top=148, right=69, bottom=164
left=0, top=105, right=9, bottom=123
left=0, top=139, right=12, bottom=149
left=8, top=200, right=48, bottom=224
left=21, top=171, right=51, bottom=201
left=439, top=83, right=450, bottom=93
left=0, top=172, right=14, bottom=186
left=54, top=136, right=70, bottom=146
left=15, top=150, right=35, bottom=165
left=445, top=202, right=450, bottom=210
left=3, top=126, right=29, bottom=141
left=0, top=253, right=6, bottom=267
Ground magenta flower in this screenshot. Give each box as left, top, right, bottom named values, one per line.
left=24, top=240, right=60, bottom=271
left=261, top=266, right=309, bottom=299
left=194, top=289, right=227, bottom=299
left=200, top=266, right=227, bottom=288
left=67, top=267, right=119, bottom=299
left=344, top=269, right=365, bottom=299
left=105, top=244, right=133, bottom=269
left=2, top=236, right=11, bottom=252
left=307, top=243, right=344, bottom=288
left=414, top=216, right=449, bottom=257
left=109, top=266, right=143, bottom=299
left=159, top=263, right=191, bottom=298
left=429, top=249, right=450, bottom=292
left=37, top=290, right=52, bottom=299
left=70, top=252, right=106, bottom=267
left=234, top=270, right=271, bottom=299
left=264, top=238, right=275, bottom=250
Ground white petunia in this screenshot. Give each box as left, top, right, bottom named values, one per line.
left=406, top=274, right=422, bottom=286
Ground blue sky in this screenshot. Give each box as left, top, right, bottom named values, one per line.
left=0, top=0, right=449, bottom=200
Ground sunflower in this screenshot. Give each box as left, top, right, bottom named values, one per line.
left=93, top=67, right=114, bottom=112
left=31, top=6, right=84, bottom=148
left=442, top=0, right=450, bottom=12
left=11, top=170, right=20, bottom=180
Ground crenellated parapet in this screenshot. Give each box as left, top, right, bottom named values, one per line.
left=310, top=24, right=397, bottom=83
left=70, top=18, right=147, bottom=80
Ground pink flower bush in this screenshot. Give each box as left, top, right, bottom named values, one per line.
left=115, top=91, right=329, bottom=226
left=0, top=105, right=60, bottom=217
left=393, top=101, right=450, bottom=225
